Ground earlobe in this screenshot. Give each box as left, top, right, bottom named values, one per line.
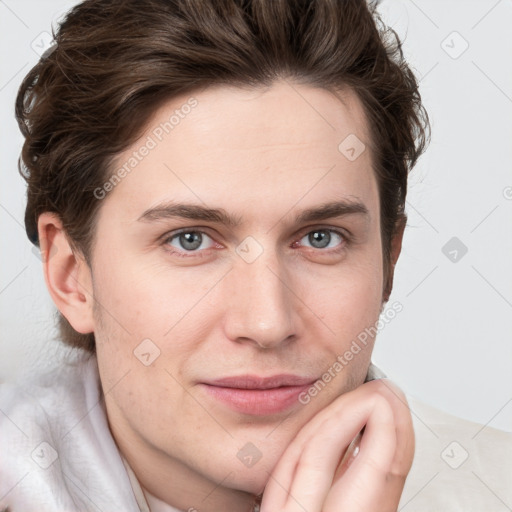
left=37, top=212, right=95, bottom=334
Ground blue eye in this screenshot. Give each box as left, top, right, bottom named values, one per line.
left=165, top=231, right=215, bottom=254
left=162, top=227, right=348, bottom=259
left=299, top=229, right=345, bottom=250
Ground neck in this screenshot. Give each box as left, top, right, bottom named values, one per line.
left=134, top=451, right=257, bottom=512
left=108, top=412, right=258, bottom=512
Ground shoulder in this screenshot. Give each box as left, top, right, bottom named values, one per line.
left=0, top=351, right=99, bottom=450
left=400, top=393, right=512, bottom=511
left=0, top=352, right=138, bottom=511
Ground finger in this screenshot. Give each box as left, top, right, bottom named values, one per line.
left=261, top=379, right=414, bottom=512
left=261, top=397, right=366, bottom=511
left=333, top=427, right=364, bottom=481
left=288, top=413, right=369, bottom=511
left=261, top=391, right=360, bottom=509
left=263, top=385, right=395, bottom=512
left=378, top=379, right=415, bottom=476
left=324, top=380, right=414, bottom=511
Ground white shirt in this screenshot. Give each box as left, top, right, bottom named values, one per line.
left=0, top=351, right=510, bottom=511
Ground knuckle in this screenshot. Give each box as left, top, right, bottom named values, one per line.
left=372, top=379, right=408, bottom=407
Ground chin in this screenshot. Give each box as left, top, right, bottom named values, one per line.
left=199, top=450, right=279, bottom=495
left=227, top=466, right=273, bottom=495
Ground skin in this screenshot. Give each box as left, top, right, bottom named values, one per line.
left=39, top=79, right=413, bottom=512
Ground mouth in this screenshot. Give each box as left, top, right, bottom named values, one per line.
left=199, top=374, right=316, bottom=416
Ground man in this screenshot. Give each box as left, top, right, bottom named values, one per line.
left=1, top=0, right=510, bottom=511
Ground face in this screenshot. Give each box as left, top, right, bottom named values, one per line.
left=88, top=80, right=385, bottom=507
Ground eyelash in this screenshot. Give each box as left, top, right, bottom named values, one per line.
left=161, top=227, right=350, bottom=259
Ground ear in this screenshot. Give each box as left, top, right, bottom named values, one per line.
left=382, top=217, right=406, bottom=305
left=37, top=212, right=95, bottom=334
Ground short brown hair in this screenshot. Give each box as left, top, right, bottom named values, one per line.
left=16, top=0, right=430, bottom=354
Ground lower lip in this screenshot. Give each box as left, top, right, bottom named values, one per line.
left=200, top=384, right=311, bottom=415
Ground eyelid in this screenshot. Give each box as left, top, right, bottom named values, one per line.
left=160, top=226, right=217, bottom=243
left=160, top=225, right=351, bottom=257
left=161, top=227, right=220, bottom=253
left=294, top=225, right=352, bottom=247
left=292, top=226, right=350, bottom=252
left=295, top=224, right=351, bottom=241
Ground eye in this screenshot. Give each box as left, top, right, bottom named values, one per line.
left=297, top=228, right=346, bottom=251
left=164, top=230, right=216, bottom=255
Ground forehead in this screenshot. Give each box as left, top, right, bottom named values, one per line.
left=99, top=80, right=378, bottom=227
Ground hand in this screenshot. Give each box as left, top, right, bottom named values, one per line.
left=260, top=378, right=415, bottom=512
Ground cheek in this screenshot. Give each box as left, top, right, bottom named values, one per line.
left=91, top=251, right=219, bottom=355
left=312, top=248, right=383, bottom=306
left=306, top=254, right=384, bottom=347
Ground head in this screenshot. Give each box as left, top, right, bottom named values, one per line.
left=17, top=0, right=429, bottom=507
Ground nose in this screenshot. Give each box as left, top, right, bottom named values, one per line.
left=222, top=247, right=300, bottom=349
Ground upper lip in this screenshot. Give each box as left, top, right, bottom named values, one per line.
left=203, top=374, right=316, bottom=389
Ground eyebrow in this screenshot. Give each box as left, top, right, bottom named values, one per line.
left=137, top=199, right=369, bottom=227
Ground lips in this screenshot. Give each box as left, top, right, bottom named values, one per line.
left=206, top=374, right=315, bottom=389
left=200, top=374, right=316, bottom=415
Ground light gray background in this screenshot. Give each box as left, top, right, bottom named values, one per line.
left=1, top=0, right=511, bottom=432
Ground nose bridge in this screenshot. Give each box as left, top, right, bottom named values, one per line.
left=223, top=242, right=298, bottom=348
